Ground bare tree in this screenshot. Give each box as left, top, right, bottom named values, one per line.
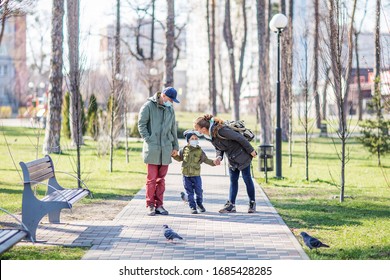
left=27, top=12, right=51, bottom=80
left=257, top=0, right=272, bottom=144
left=223, top=0, right=247, bottom=121
left=323, top=0, right=356, bottom=202
left=374, top=0, right=382, bottom=115
left=0, top=0, right=33, bottom=45
left=296, top=29, right=315, bottom=181
left=165, top=0, right=175, bottom=87
left=207, top=0, right=217, bottom=115
left=42, top=0, right=64, bottom=155
left=109, top=0, right=121, bottom=173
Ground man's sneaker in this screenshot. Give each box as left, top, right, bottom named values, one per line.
left=219, top=201, right=236, bottom=213
left=155, top=206, right=169, bottom=215
left=248, top=200, right=256, bottom=213
left=197, top=204, right=206, bottom=212
left=190, top=207, right=198, bottom=214
left=146, top=205, right=155, bottom=216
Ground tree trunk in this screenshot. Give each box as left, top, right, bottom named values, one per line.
left=223, top=0, right=247, bottom=121
left=165, top=0, right=175, bottom=87
left=43, top=0, right=64, bottom=155
left=374, top=0, right=381, bottom=117
left=322, top=67, right=330, bottom=121
left=375, top=0, right=382, bottom=166
left=304, top=46, right=309, bottom=181
left=257, top=0, right=272, bottom=144
left=341, top=0, right=357, bottom=126
left=110, top=0, right=121, bottom=173
left=207, top=0, right=217, bottom=115
left=279, top=0, right=289, bottom=142
left=286, top=0, right=294, bottom=167
left=355, top=32, right=363, bottom=120
left=67, top=0, right=82, bottom=187
left=151, top=0, right=155, bottom=60
left=67, top=0, right=82, bottom=147
left=0, top=0, right=10, bottom=46
left=313, top=0, right=321, bottom=129
left=223, top=0, right=238, bottom=119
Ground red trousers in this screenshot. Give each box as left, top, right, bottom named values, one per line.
left=145, top=164, right=169, bottom=208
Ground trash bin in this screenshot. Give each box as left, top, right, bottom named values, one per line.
left=258, top=144, right=274, bottom=183
left=319, top=123, right=328, bottom=137
left=258, top=144, right=274, bottom=172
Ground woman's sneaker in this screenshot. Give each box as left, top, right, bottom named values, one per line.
left=248, top=200, right=256, bottom=213
left=190, top=207, right=198, bottom=214
left=219, top=201, right=236, bottom=213
left=197, top=204, right=206, bottom=213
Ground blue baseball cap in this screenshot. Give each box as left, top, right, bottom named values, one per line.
left=162, top=87, right=180, bottom=103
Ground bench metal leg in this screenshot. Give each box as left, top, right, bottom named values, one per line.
left=23, top=213, right=46, bottom=242
left=48, top=210, right=61, bottom=223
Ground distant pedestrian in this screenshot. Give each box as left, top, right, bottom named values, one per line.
left=138, top=87, right=180, bottom=216
left=194, top=114, right=257, bottom=213
left=173, top=130, right=217, bottom=214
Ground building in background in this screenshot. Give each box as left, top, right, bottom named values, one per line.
left=0, top=15, right=28, bottom=113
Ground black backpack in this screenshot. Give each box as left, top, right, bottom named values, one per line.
left=217, top=120, right=255, bottom=142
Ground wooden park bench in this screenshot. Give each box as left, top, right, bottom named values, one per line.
left=0, top=207, right=33, bottom=254
left=19, top=155, right=91, bottom=241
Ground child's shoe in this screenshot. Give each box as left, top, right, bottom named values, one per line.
left=197, top=204, right=206, bottom=212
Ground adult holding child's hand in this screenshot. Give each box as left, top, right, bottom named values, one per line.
left=194, top=114, right=257, bottom=214
left=138, top=87, right=180, bottom=216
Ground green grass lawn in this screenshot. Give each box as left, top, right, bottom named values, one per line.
left=1, top=114, right=389, bottom=260
left=0, top=125, right=145, bottom=260
left=253, top=137, right=390, bottom=260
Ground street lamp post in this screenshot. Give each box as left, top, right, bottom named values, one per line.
left=269, top=13, right=288, bottom=179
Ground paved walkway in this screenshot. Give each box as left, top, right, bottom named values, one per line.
left=27, top=140, right=308, bottom=260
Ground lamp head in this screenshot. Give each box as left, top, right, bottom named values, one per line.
left=269, top=13, right=288, bottom=32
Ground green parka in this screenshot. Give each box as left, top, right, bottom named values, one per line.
left=173, top=145, right=215, bottom=176
left=138, top=92, right=179, bottom=165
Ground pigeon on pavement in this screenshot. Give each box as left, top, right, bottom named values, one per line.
left=163, top=225, right=183, bottom=241
left=300, top=232, right=330, bottom=250
left=180, top=192, right=188, bottom=203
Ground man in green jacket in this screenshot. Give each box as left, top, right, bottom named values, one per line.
left=138, top=87, right=180, bottom=216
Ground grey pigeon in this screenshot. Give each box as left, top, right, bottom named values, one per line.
left=300, top=232, right=330, bottom=250
left=163, top=225, right=183, bottom=241
left=180, top=192, right=188, bottom=203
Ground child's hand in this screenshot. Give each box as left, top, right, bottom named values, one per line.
left=171, top=150, right=178, bottom=157
left=213, top=158, right=221, bottom=165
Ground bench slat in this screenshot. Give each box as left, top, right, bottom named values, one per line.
left=28, top=161, right=53, bottom=174
left=30, top=169, right=54, bottom=184
left=25, top=157, right=51, bottom=168
left=0, top=229, right=27, bottom=254
left=67, top=190, right=90, bottom=204
left=41, top=189, right=89, bottom=204
left=0, top=229, right=20, bottom=241
left=42, top=189, right=75, bottom=201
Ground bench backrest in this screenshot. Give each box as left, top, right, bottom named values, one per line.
left=19, top=155, right=55, bottom=186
